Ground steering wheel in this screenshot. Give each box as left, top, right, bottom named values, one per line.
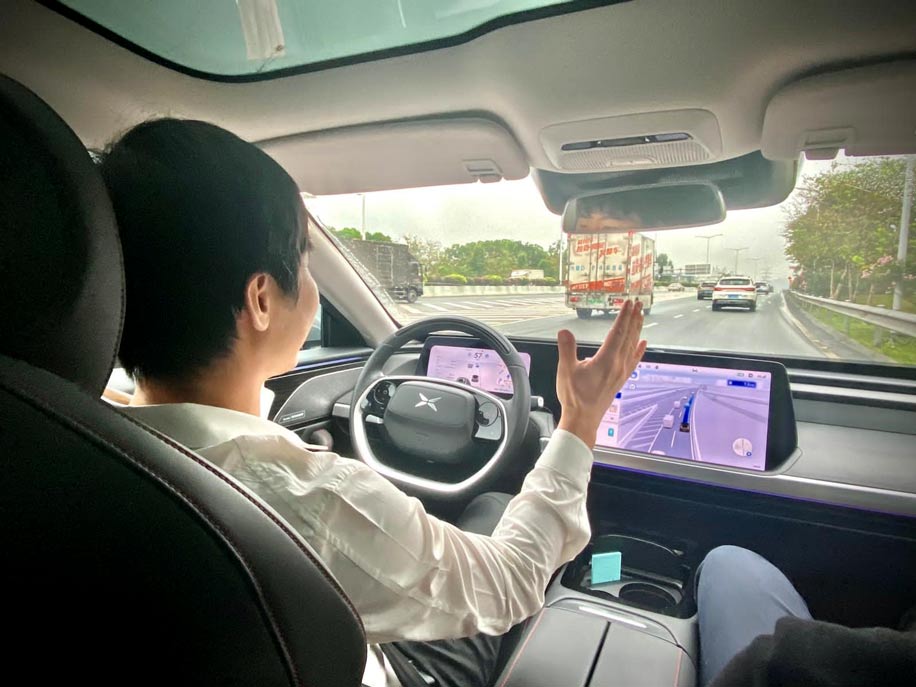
left=350, top=316, right=531, bottom=499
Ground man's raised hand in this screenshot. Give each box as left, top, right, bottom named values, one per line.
left=556, top=301, right=648, bottom=446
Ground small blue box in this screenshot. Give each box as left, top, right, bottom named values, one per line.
left=591, top=551, right=622, bottom=585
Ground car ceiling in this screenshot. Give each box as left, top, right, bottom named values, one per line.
left=2, top=0, right=916, bottom=197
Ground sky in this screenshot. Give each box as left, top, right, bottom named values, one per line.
left=306, top=158, right=838, bottom=282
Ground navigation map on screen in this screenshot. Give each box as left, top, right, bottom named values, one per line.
left=595, top=361, right=771, bottom=471
left=427, top=345, right=531, bottom=395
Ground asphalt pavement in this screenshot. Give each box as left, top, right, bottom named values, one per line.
left=390, top=290, right=847, bottom=360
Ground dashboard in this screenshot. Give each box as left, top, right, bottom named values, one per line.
left=415, top=337, right=795, bottom=473
left=273, top=338, right=916, bottom=517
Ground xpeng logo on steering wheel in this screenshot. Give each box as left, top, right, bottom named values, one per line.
left=414, top=393, right=441, bottom=412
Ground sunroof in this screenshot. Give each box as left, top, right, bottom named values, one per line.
left=55, top=0, right=606, bottom=79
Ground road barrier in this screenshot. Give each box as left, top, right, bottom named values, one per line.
left=787, top=292, right=916, bottom=339
left=423, top=284, right=565, bottom=297
left=422, top=284, right=696, bottom=298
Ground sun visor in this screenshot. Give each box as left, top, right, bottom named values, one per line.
left=761, top=60, right=916, bottom=160
left=259, top=117, right=528, bottom=195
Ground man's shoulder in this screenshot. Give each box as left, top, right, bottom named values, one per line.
left=122, top=402, right=301, bottom=449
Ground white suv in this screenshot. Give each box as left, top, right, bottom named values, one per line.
left=712, top=276, right=758, bottom=311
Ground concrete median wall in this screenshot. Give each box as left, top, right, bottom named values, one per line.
left=423, top=284, right=696, bottom=299
left=424, top=285, right=565, bottom=297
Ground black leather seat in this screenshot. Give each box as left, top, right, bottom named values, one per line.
left=0, top=74, right=366, bottom=686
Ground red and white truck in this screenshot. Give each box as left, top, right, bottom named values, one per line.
left=565, top=232, right=655, bottom=318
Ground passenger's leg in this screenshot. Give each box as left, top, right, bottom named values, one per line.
left=386, top=492, right=513, bottom=687
left=697, top=545, right=812, bottom=686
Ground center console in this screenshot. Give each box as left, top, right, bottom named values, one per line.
left=495, top=533, right=699, bottom=687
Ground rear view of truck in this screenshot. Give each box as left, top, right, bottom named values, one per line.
left=341, top=238, right=424, bottom=302
left=565, top=232, right=654, bottom=318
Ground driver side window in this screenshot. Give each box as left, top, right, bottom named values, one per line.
left=302, top=304, right=322, bottom=350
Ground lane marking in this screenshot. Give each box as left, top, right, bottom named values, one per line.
left=423, top=303, right=448, bottom=312
left=692, top=309, right=700, bottom=312
left=400, top=305, right=423, bottom=315
left=674, top=314, right=684, bottom=319
left=441, top=302, right=473, bottom=310
left=644, top=322, right=659, bottom=328
left=464, top=301, right=495, bottom=308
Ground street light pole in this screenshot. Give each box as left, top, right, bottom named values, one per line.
left=893, top=156, right=914, bottom=311
left=749, top=257, right=762, bottom=281
left=727, top=247, right=749, bottom=275
left=696, top=233, right=723, bottom=270
left=360, top=193, right=367, bottom=240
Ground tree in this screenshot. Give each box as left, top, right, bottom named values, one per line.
left=656, top=253, right=671, bottom=277
left=784, top=158, right=915, bottom=302
left=437, top=239, right=554, bottom=279
left=404, top=234, right=444, bottom=278
left=365, top=231, right=394, bottom=242
left=330, top=227, right=362, bottom=241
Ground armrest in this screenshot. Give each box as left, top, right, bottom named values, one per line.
left=495, top=602, right=696, bottom=687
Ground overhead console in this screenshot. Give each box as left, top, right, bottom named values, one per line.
left=539, top=109, right=723, bottom=172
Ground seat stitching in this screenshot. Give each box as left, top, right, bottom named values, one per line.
left=1, top=374, right=365, bottom=684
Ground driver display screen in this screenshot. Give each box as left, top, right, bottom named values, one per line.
left=596, top=361, right=771, bottom=471
left=427, top=345, right=531, bottom=395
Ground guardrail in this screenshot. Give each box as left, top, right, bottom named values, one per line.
left=788, top=292, right=916, bottom=338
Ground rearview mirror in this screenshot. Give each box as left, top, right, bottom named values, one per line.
left=562, top=183, right=726, bottom=234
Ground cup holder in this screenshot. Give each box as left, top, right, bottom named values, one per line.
left=618, top=582, right=677, bottom=611
left=563, top=533, right=697, bottom=618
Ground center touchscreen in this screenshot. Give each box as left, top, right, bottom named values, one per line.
left=427, top=345, right=531, bottom=395
left=596, top=360, right=771, bottom=471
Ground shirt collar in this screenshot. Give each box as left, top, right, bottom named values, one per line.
left=122, top=403, right=298, bottom=451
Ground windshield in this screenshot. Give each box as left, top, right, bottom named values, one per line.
left=59, top=0, right=579, bottom=76
left=309, top=154, right=916, bottom=368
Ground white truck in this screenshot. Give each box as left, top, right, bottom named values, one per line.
left=565, top=232, right=655, bottom=318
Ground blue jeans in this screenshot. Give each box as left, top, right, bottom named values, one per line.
left=697, top=545, right=812, bottom=686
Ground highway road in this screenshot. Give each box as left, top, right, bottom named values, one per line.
left=391, top=290, right=844, bottom=360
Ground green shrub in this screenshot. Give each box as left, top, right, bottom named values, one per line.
left=441, top=273, right=468, bottom=285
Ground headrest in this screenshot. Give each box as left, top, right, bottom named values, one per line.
left=0, top=74, right=123, bottom=396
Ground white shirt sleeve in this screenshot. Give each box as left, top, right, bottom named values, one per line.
left=219, top=429, right=593, bottom=644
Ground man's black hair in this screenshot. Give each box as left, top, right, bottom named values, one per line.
left=577, top=193, right=640, bottom=221
left=99, top=118, right=308, bottom=382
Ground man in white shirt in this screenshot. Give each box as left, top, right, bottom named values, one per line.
left=99, top=119, right=646, bottom=687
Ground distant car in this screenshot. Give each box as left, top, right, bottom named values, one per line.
left=662, top=413, right=675, bottom=429
left=712, top=276, right=758, bottom=311
left=697, top=281, right=717, bottom=300
left=673, top=400, right=682, bottom=409
left=667, top=282, right=684, bottom=292
left=755, top=281, right=771, bottom=294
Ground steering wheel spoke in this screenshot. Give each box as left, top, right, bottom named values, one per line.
left=349, top=317, right=531, bottom=498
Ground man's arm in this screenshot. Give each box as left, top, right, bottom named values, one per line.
left=286, top=428, right=594, bottom=643
left=246, top=301, right=646, bottom=643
